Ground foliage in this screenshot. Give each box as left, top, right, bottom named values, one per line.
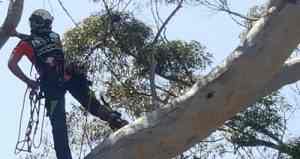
left=176, top=92, right=295, bottom=159
left=222, top=93, right=291, bottom=158
left=63, top=11, right=212, bottom=116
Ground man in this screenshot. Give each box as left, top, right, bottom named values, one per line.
left=8, top=9, right=128, bottom=159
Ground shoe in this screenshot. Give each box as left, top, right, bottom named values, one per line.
left=108, top=111, right=129, bottom=130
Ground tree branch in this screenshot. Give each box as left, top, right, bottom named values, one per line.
left=0, top=0, right=24, bottom=50
left=85, top=1, right=300, bottom=159
left=261, top=58, right=300, bottom=95
left=199, top=0, right=258, bottom=22
left=235, top=137, right=278, bottom=149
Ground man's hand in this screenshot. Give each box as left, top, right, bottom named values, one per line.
left=26, top=79, right=39, bottom=90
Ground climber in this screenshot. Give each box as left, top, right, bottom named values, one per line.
left=8, top=9, right=128, bottom=159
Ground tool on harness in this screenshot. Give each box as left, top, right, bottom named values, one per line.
left=29, top=87, right=44, bottom=103
left=15, top=88, right=46, bottom=154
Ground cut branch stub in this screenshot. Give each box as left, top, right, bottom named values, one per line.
left=0, top=0, right=24, bottom=50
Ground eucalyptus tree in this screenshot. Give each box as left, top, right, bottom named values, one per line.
left=2, top=0, right=300, bottom=159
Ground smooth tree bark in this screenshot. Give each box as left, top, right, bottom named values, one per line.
left=0, top=0, right=24, bottom=50
left=85, top=0, right=300, bottom=159
left=1, top=0, right=300, bottom=159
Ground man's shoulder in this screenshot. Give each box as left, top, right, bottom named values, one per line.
left=14, top=40, right=33, bottom=55
left=15, top=40, right=32, bottom=49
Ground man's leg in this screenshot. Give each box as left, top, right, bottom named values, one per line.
left=65, top=74, right=128, bottom=130
left=45, top=97, right=72, bottom=159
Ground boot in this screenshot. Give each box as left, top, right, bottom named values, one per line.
left=107, top=111, right=129, bottom=130
left=66, top=74, right=128, bottom=130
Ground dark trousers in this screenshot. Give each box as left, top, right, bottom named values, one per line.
left=43, top=74, right=111, bottom=159
left=65, top=74, right=111, bottom=121
left=45, top=96, right=72, bottom=159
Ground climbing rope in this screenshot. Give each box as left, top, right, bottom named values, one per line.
left=78, top=111, right=89, bottom=159
left=78, top=67, right=97, bottom=159
left=15, top=88, right=46, bottom=154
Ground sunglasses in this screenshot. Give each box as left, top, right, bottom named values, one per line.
left=29, top=15, right=46, bottom=24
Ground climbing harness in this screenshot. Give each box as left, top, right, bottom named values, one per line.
left=15, top=87, right=46, bottom=154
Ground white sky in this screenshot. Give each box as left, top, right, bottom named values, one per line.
left=1, top=0, right=300, bottom=159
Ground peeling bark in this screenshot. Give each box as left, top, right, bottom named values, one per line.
left=0, top=0, right=24, bottom=50
left=85, top=1, right=300, bottom=159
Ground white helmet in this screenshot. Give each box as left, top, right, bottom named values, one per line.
left=29, top=9, right=54, bottom=32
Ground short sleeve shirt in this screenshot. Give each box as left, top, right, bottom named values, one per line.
left=12, top=40, right=71, bottom=79
left=12, top=41, right=36, bottom=64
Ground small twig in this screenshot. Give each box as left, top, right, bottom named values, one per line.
left=151, top=0, right=184, bottom=45
left=149, top=0, right=184, bottom=109
left=199, top=0, right=258, bottom=28
left=150, top=0, right=163, bottom=34
left=220, top=7, right=259, bottom=22
left=121, top=0, right=133, bottom=12
left=57, top=0, right=79, bottom=27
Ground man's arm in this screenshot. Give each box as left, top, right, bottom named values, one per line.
left=8, top=50, right=38, bottom=89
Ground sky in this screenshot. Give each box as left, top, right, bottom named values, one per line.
left=1, top=0, right=300, bottom=159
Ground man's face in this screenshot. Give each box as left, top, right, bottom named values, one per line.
left=29, top=15, right=45, bottom=30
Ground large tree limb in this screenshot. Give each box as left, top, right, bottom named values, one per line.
left=85, top=1, right=300, bottom=159
left=0, top=0, right=24, bottom=50
left=263, top=58, right=300, bottom=93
